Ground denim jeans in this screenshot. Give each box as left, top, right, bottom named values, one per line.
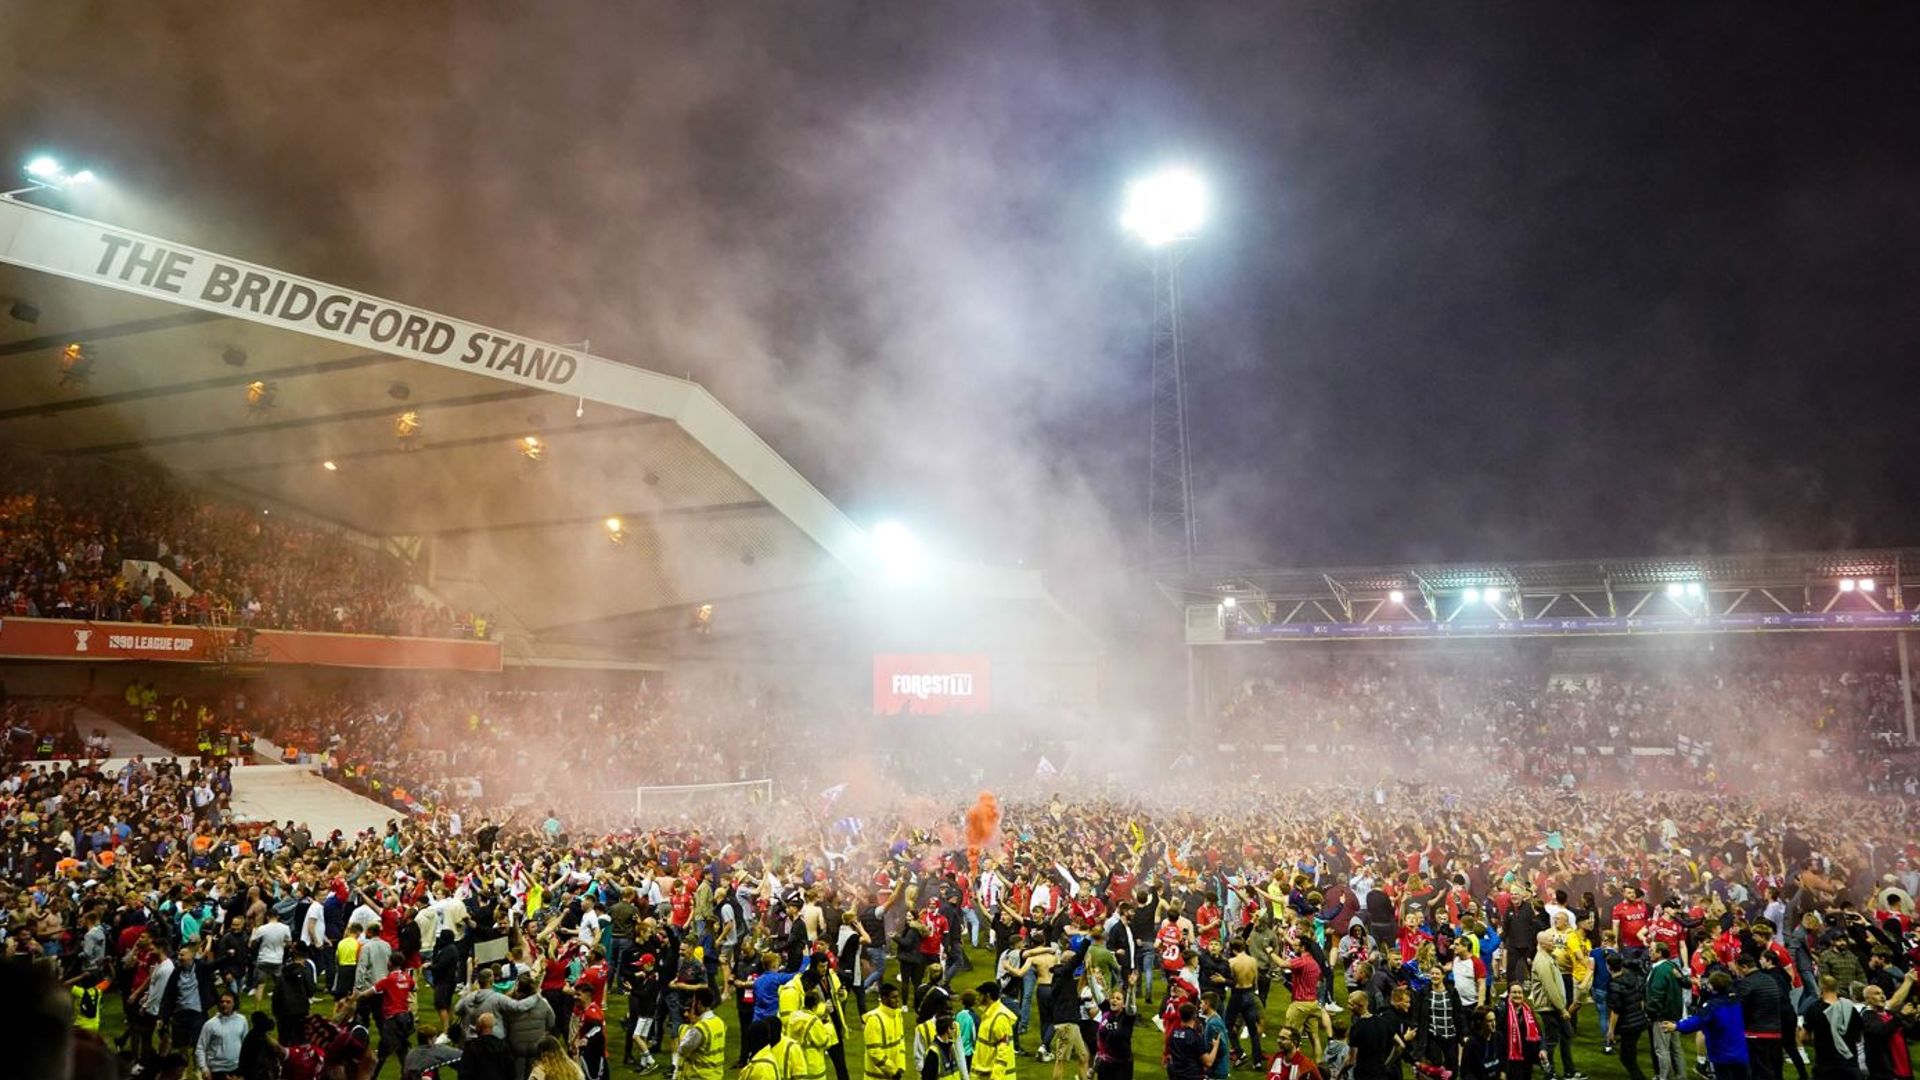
left=1592, top=985, right=1610, bottom=1043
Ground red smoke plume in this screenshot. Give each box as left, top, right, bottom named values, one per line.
left=964, top=790, right=1000, bottom=871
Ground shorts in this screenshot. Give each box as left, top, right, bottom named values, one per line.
left=632, top=1016, right=656, bottom=1040
left=1051, top=1023, right=1089, bottom=1062
left=255, top=960, right=283, bottom=984
left=1284, top=1000, right=1327, bottom=1034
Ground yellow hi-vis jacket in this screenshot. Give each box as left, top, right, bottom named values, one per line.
left=974, top=1000, right=1018, bottom=1080
left=861, top=1004, right=906, bottom=1080
left=785, top=1007, right=833, bottom=1080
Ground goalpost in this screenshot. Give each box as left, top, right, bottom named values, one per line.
left=634, top=778, right=774, bottom=819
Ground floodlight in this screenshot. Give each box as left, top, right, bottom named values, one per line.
left=1484, top=588, right=1503, bottom=605
left=1838, top=579, right=1856, bottom=593
left=871, top=520, right=926, bottom=583
left=1121, top=167, right=1208, bottom=248
left=25, top=157, right=59, bottom=179
left=1666, top=582, right=1684, bottom=599
left=1221, top=596, right=1237, bottom=609
left=1388, top=590, right=1405, bottom=605
left=322, top=460, right=338, bottom=472
left=1463, top=588, right=1481, bottom=604
left=70, top=170, right=96, bottom=185
left=1859, top=578, right=1876, bottom=594
left=1685, top=582, right=1703, bottom=598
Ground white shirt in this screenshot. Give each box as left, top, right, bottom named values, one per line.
left=301, top=899, right=328, bottom=948
left=348, top=903, right=382, bottom=932
left=1450, top=956, right=1479, bottom=1006
left=250, top=921, right=291, bottom=965
left=578, top=908, right=603, bottom=948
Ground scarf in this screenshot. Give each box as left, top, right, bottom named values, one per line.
left=1505, top=997, right=1539, bottom=1061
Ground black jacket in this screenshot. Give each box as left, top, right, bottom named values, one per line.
left=1609, top=966, right=1650, bottom=1032
left=1735, top=970, right=1786, bottom=1036
left=455, top=1034, right=516, bottom=1080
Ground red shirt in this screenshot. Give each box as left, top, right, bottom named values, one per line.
left=669, top=892, right=692, bottom=928
left=576, top=961, right=609, bottom=1006
left=1647, top=915, right=1684, bottom=956
left=1287, top=954, right=1322, bottom=1002
left=1157, top=922, right=1185, bottom=970
left=1070, top=896, right=1106, bottom=927
left=1611, top=900, right=1652, bottom=948
left=372, top=969, right=415, bottom=1019
left=1268, top=1049, right=1324, bottom=1080
left=1195, top=903, right=1223, bottom=947
left=918, top=910, right=947, bottom=957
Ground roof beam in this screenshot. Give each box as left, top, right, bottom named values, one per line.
left=191, top=413, right=670, bottom=476
left=0, top=309, right=225, bottom=357
left=59, top=388, right=540, bottom=455
left=430, top=500, right=769, bottom=540
left=0, top=351, right=400, bottom=422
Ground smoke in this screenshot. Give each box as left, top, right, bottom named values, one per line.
left=963, top=790, right=1001, bottom=856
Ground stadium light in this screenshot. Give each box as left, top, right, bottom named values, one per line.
left=6, top=154, right=102, bottom=199
left=1221, top=596, right=1238, bottom=609
left=1122, top=166, right=1208, bottom=249
left=1484, top=588, right=1503, bottom=605
left=1388, top=589, right=1405, bottom=605
left=1665, top=582, right=1684, bottom=599
left=1463, top=588, right=1481, bottom=604
left=870, top=520, right=927, bottom=583
left=1839, top=578, right=1856, bottom=593
left=1859, top=578, right=1876, bottom=594
left=322, top=460, right=338, bottom=472
left=1685, top=582, right=1703, bottom=598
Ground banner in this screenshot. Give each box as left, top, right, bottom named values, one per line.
left=872, top=653, right=992, bottom=715
left=0, top=617, right=501, bottom=672
left=0, top=199, right=582, bottom=390
left=1237, top=608, right=1920, bottom=641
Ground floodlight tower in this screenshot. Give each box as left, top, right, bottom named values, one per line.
left=1123, top=167, right=1207, bottom=579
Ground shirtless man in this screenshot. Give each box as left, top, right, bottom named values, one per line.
left=1226, top=939, right=1265, bottom=1065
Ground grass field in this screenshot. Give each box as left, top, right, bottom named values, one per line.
left=95, top=945, right=1656, bottom=1080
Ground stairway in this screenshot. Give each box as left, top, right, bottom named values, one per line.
left=227, top=764, right=399, bottom=837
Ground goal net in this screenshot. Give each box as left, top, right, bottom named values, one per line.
left=634, top=779, right=774, bottom=820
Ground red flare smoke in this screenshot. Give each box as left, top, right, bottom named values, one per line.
left=964, top=790, right=1000, bottom=871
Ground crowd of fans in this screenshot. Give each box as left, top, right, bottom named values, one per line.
left=1216, top=642, right=1917, bottom=793
left=0, top=449, right=476, bottom=638
left=3, top=747, right=1919, bottom=1080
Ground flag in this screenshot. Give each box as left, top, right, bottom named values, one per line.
left=819, top=782, right=848, bottom=806
left=1055, top=862, right=1081, bottom=897
left=1127, top=820, right=1147, bottom=854
left=1035, top=756, right=1058, bottom=780
left=834, top=816, right=865, bottom=836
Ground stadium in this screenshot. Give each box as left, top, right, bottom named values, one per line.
left=4, top=10, right=1920, bottom=1080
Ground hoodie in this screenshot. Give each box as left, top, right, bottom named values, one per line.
left=1677, top=994, right=1749, bottom=1065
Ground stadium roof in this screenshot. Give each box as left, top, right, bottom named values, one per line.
left=1172, top=549, right=1920, bottom=602
left=0, top=197, right=1053, bottom=663
left=1168, top=549, right=1920, bottom=642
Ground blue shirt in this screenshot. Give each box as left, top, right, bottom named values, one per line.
left=752, top=970, right=796, bottom=1022
left=1204, top=1014, right=1231, bottom=1079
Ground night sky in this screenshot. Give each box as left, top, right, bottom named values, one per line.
left=4, top=5, right=1919, bottom=587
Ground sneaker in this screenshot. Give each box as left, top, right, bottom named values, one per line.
left=1603, top=1045, right=1615, bottom=1055
left=1038, top=1050, right=1055, bottom=1063
left=1326, top=1003, right=1345, bottom=1014
left=1152, top=1016, right=1166, bottom=1032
